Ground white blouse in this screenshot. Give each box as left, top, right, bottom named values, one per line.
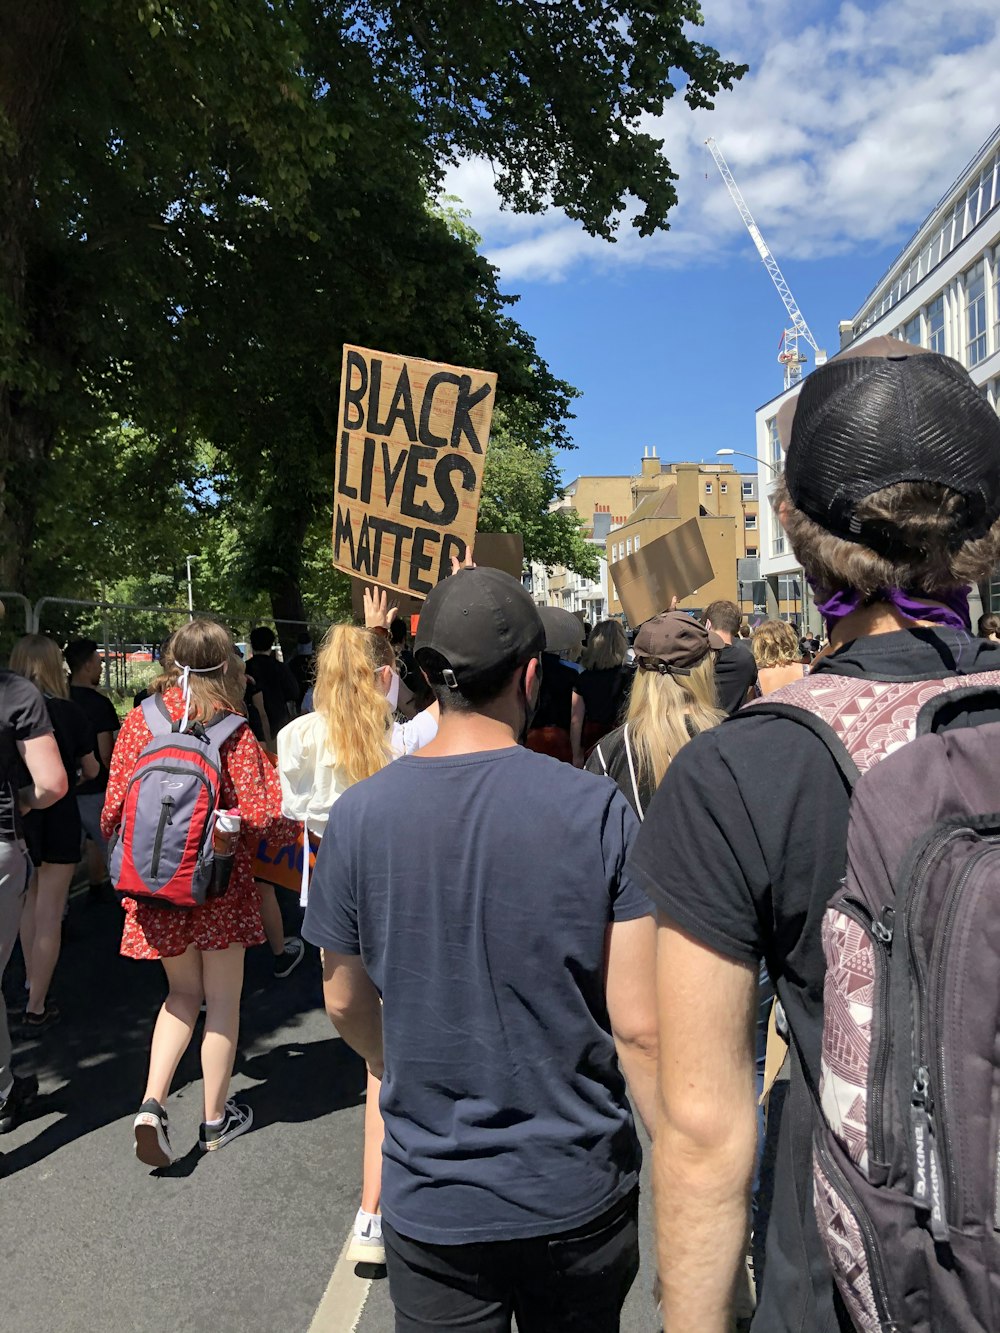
left=276, top=712, right=354, bottom=839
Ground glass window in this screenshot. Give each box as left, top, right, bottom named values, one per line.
left=773, top=533, right=786, bottom=556
left=742, top=480, right=754, bottom=498
left=705, top=482, right=713, bottom=494
left=903, top=313, right=921, bottom=346
left=966, top=261, right=987, bottom=367
left=745, top=513, right=757, bottom=530
left=720, top=482, right=728, bottom=494
left=745, top=546, right=758, bottom=558
left=634, top=535, right=640, bottom=551
left=767, top=416, right=782, bottom=467
left=994, top=248, right=1000, bottom=349
left=928, top=295, right=945, bottom=354
left=626, top=538, right=633, bottom=555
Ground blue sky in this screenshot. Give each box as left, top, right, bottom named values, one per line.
left=444, top=0, right=1000, bottom=482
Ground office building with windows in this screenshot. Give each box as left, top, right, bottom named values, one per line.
left=756, top=123, right=1000, bottom=627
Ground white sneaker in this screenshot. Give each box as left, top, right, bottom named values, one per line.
left=347, top=1209, right=385, bottom=1265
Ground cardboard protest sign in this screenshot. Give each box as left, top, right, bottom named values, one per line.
left=333, top=346, right=497, bottom=600
left=252, top=831, right=320, bottom=895
left=348, top=532, right=525, bottom=624
left=610, top=519, right=715, bottom=626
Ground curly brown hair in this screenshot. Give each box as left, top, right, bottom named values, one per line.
left=752, top=620, right=801, bottom=669
left=773, top=475, right=1000, bottom=596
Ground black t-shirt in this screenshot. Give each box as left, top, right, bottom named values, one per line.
left=573, top=665, right=634, bottom=728
left=626, top=628, right=1000, bottom=1333
left=529, top=654, right=580, bottom=731
left=586, top=723, right=655, bottom=817
left=714, top=641, right=758, bottom=714
left=303, top=745, right=653, bottom=1245
left=245, top=654, right=299, bottom=736
left=69, top=684, right=119, bottom=795
left=0, top=671, right=52, bottom=842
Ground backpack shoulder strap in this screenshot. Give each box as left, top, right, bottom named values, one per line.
left=206, top=710, right=248, bottom=748
left=622, top=724, right=645, bottom=821
left=593, top=740, right=609, bottom=775
left=728, top=701, right=860, bottom=793
left=916, top=684, right=1000, bottom=736
left=141, top=693, right=174, bottom=736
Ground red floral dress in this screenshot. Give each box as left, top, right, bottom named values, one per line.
left=101, top=688, right=300, bottom=960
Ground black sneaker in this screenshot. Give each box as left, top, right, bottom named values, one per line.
left=273, top=936, right=305, bottom=979
left=199, top=1099, right=253, bottom=1152
left=0, top=1074, right=39, bottom=1133
left=133, top=1098, right=173, bottom=1167
left=21, top=1001, right=60, bottom=1031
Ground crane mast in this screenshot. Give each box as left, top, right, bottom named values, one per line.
left=705, top=137, right=825, bottom=389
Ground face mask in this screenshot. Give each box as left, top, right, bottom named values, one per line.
left=386, top=668, right=401, bottom=712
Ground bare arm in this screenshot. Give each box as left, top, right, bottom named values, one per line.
left=252, top=691, right=272, bottom=748
left=654, top=920, right=758, bottom=1333
left=321, top=950, right=384, bottom=1078
left=80, top=751, right=100, bottom=782
left=570, top=691, right=586, bottom=768
left=17, top=733, right=69, bottom=811
left=97, top=729, right=116, bottom=769
left=605, top=914, right=659, bottom=1137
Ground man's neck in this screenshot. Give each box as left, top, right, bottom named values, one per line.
left=70, top=673, right=94, bottom=688
left=416, top=708, right=519, bottom=757
left=830, top=601, right=934, bottom=649
left=715, top=630, right=733, bottom=646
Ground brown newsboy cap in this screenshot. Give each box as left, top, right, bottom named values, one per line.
left=634, top=611, right=724, bottom=676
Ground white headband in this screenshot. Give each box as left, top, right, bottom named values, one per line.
left=177, top=659, right=229, bottom=732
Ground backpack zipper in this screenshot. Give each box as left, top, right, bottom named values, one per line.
left=815, top=1138, right=898, bottom=1329
left=840, top=897, right=894, bottom=1166
left=150, top=795, right=175, bottom=880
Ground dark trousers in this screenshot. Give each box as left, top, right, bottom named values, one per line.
left=383, top=1188, right=640, bottom=1332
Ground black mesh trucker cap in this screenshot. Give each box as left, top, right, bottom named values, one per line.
left=414, top=568, right=546, bottom=692
left=783, top=338, right=1000, bottom=556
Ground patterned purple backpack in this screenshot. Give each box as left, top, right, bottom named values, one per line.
left=749, top=671, right=1000, bottom=1332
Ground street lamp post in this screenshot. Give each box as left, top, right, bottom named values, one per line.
left=185, top=555, right=198, bottom=622
left=716, top=449, right=811, bottom=634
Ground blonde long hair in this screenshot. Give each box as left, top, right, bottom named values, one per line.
left=161, top=619, right=246, bottom=722
left=626, top=655, right=723, bottom=793
left=10, top=634, right=69, bottom=698
left=312, top=626, right=395, bottom=786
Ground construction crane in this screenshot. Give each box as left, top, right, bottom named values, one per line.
left=705, top=137, right=825, bottom=389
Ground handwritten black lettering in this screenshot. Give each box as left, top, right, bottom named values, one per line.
left=381, top=440, right=407, bottom=506
left=337, top=431, right=357, bottom=500
left=450, top=376, right=492, bottom=454
left=418, top=371, right=461, bottom=450
left=342, top=351, right=368, bottom=431
left=408, top=526, right=439, bottom=595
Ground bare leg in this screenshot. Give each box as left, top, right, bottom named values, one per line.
left=85, top=839, right=107, bottom=885
left=360, top=1069, right=384, bottom=1215
left=26, top=863, right=74, bottom=1014
left=201, top=944, right=245, bottom=1122
left=143, top=947, right=204, bottom=1106
left=18, top=874, right=38, bottom=993
left=256, top=881, right=285, bottom=957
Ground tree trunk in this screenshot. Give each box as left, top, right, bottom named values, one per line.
left=0, top=0, right=75, bottom=590
left=267, top=502, right=311, bottom=657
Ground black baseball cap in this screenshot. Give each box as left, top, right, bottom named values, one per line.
left=415, top=568, right=546, bottom=692
left=783, top=338, right=1000, bottom=557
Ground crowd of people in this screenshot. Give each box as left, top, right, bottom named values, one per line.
left=4, top=337, right=1000, bottom=1332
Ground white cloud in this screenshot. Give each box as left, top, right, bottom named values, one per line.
left=442, top=0, right=1000, bottom=282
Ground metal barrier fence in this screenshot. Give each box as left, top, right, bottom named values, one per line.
left=1, top=594, right=333, bottom=705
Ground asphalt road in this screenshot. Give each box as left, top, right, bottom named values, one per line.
left=1, top=888, right=661, bottom=1332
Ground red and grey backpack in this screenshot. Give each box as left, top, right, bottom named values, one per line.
left=747, top=670, right=1000, bottom=1332
left=109, top=695, right=246, bottom=909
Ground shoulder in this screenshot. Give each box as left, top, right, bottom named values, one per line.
left=0, top=670, right=50, bottom=734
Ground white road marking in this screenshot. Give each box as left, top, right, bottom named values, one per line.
left=307, top=1232, right=373, bottom=1333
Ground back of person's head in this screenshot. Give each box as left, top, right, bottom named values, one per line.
left=10, top=634, right=69, bottom=699
left=389, top=618, right=407, bottom=649
left=582, top=619, right=628, bottom=671
left=313, top=625, right=394, bottom=784
left=65, top=638, right=100, bottom=675
left=249, top=626, right=275, bottom=653
left=777, top=339, right=1000, bottom=600
left=738, top=624, right=751, bottom=639
left=165, top=619, right=244, bottom=721
left=977, top=613, right=1000, bottom=640
left=627, top=612, right=725, bottom=790
left=702, top=600, right=742, bottom=637
left=752, top=619, right=801, bottom=669
left=415, top=568, right=545, bottom=713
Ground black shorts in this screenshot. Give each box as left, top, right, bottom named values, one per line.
left=22, top=795, right=82, bottom=866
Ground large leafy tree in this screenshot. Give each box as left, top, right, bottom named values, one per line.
left=1, top=0, right=746, bottom=603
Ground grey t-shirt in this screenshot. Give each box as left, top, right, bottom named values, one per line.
left=304, top=745, right=653, bottom=1244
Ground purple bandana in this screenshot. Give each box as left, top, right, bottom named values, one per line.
left=813, top=584, right=972, bottom=635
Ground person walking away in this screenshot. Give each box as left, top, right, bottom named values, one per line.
left=751, top=620, right=808, bottom=696
left=277, top=590, right=406, bottom=1264
left=0, top=608, right=68, bottom=1131
left=702, top=599, right=757, bottom=714
left=101, top=619, right=297, bottom=1166
left=570, top=619, right=634, bottom=767
left=628, top=340, right=1000, bottom=1333
left=304, top=567, right=658, bottom=1332
left=245, top=626, right=299, bottom=739
left=65, top=638, right=120, bottom=898
left=10, top=635, right=99, bottom=1029
left=586, top=612, right=723, bottom=818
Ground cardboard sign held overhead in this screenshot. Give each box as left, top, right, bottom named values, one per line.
left=349, top=532, right=525, bottom=626
left=333, top=345, right=497, bottom=600
left=610, top=519, right=715, bottom=627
